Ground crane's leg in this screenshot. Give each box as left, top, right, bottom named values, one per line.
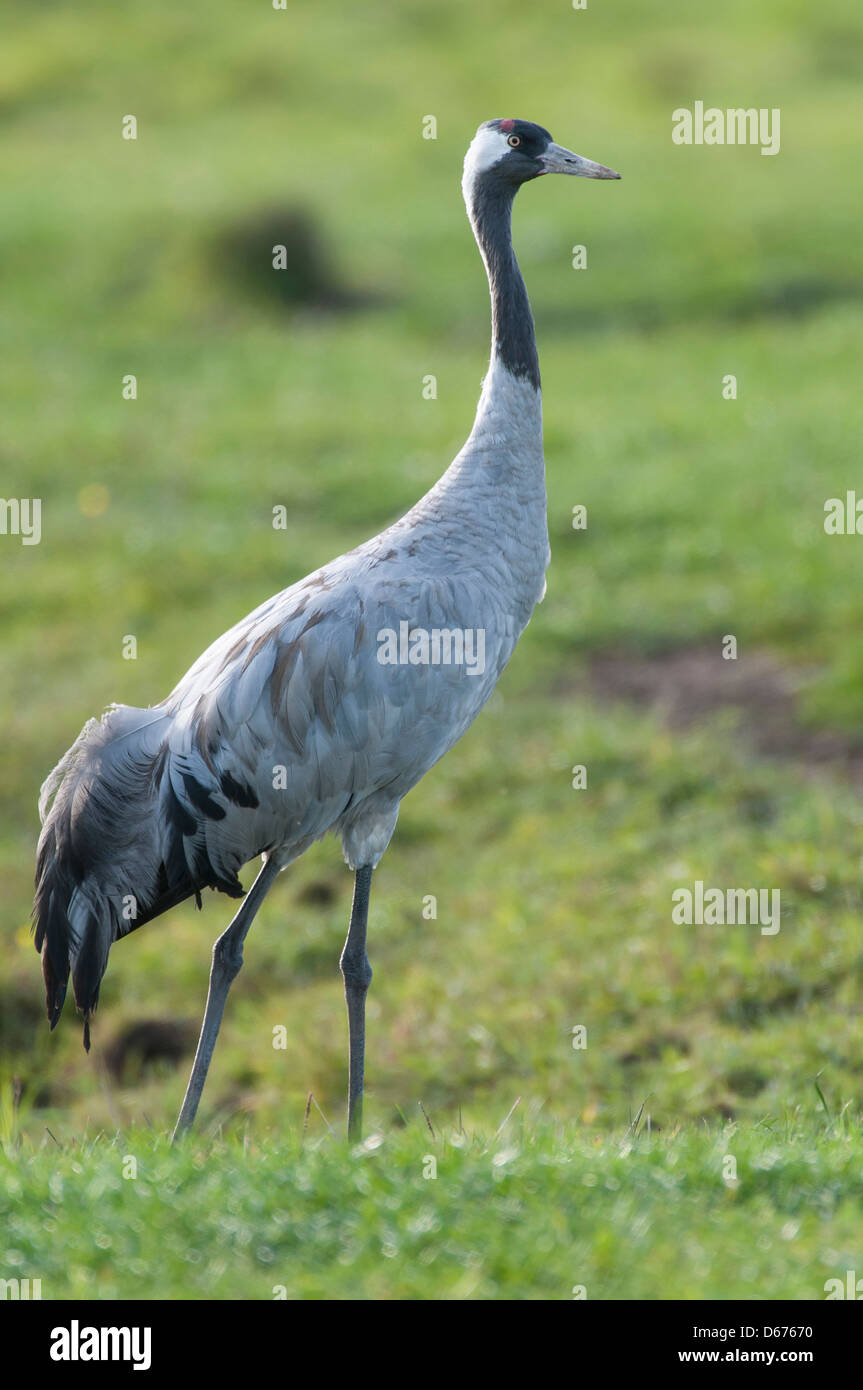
left=172, top=856, right=281, bottom=1142
left=341, top=865, right=373, bottom=1142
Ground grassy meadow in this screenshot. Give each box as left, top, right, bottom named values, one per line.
left=1, top=0, right=863, bottom=1298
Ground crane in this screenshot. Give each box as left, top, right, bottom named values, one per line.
left=33, top=120, right=620, bottom=1142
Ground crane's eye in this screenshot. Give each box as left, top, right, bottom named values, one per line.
left=507, top=134, right=521, bottom=147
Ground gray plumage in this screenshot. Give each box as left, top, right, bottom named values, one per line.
left=33, top=119, right=619, bottom=1128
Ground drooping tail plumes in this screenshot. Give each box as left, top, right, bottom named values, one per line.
left=33, top=704, right=193, bottom=1047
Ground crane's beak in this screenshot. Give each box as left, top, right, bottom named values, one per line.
left=538, top=142, right=621, bottom=179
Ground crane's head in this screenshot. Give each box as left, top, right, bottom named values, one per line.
left=462, top=118, right=620, bottom=203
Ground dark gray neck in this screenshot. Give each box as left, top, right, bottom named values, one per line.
left=468, top=175, right=540, bottom=392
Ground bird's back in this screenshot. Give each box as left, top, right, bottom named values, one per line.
left=33, top=437, right=548, bottom=1034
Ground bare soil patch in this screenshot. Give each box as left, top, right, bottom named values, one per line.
left=585, top=646, right=863, bottom=776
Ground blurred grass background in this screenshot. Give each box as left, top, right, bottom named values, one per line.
left=2, top=0, right=863, bottom=1298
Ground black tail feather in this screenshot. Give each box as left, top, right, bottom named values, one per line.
left=33, top=704, right=247, bottom=1044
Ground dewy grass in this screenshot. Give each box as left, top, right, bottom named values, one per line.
left=1, top=1119, right=861, bottom=1299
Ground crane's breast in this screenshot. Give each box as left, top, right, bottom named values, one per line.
left=161, top=554, right=535, bottom=875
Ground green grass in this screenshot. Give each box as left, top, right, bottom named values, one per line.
left=2, top=0, right=863, bottom=1299
left=2, top=1117, right=861, bottom=1300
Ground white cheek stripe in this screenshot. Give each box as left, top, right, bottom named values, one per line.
left=462, top=127, right=512, bottom=202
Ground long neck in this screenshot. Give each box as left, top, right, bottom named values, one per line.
left=467, top=176, right=540, bottom=392
left=395, top=169, right=547, bottom=578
